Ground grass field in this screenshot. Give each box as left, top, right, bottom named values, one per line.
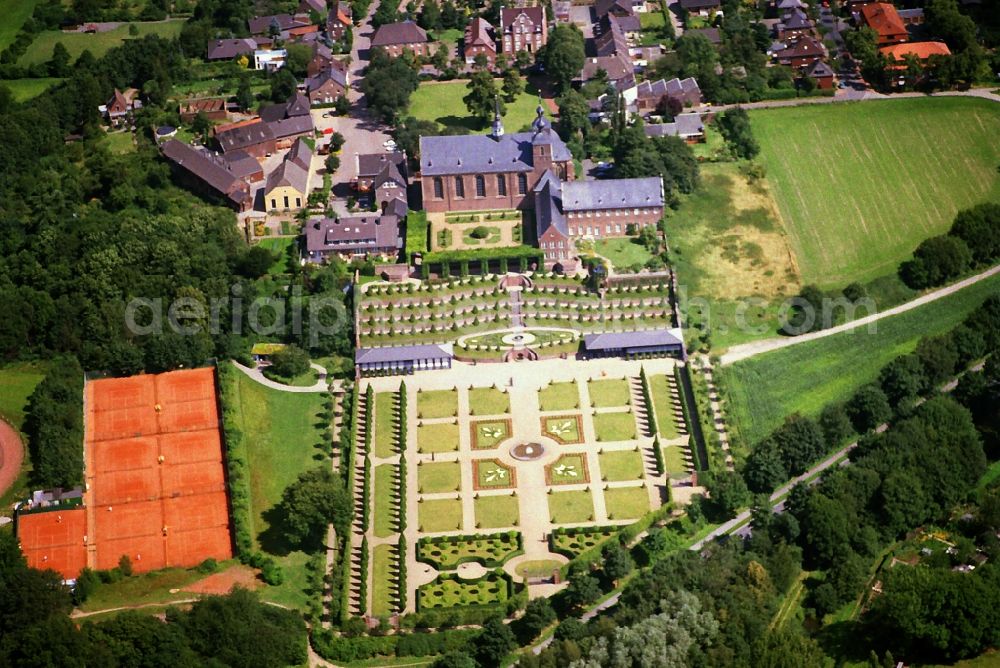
left=0, top=361, right=48, bottom=430
left=588, top=378, right=631, bottom=407
left=19, top=19, right=186, bottom=65
left=475, top=494, right=520, bottom=528
left=0, top=0, right=39, bottom=51
left=649, top=374, right=681, bottom=440
left=371, top=544, right=396, bottom=616
left=750, top=98, right=1000, bottom=288
left=373, top=464, right=398, bottom=538
left=719, top=271, right=1000, bottom=451
left=257, top=237, right=295, bottom=275
left=419, top=498, right=463, bottom=533
left=78, top=564, right=225, bottom=612
left=226, top=368, right=327, bottom=608
left=409, top=79, right=543, bottom=134
left=1, top=77, right=62, bottom=101
left=594, top=412, right=638, bottom=442
left=591, top=237, right=656, bottom=270
left=604, top=486, right=651, bottom=520
left=373, top=391, right=397, bottom=458
left=599, top=450, right=645, bottom=482
left=548, top=489, right=595, bottom=524
left=663, top=445, right=689, bottom=473
left=417, top=389, right=458, bottom=419
left=538, top=381, right=580, bottom=411
left=468, top=387, right=509, bottom=416
left=418, top=461, right=461, bottom=494
left=417, top=421, right=459, bottom=453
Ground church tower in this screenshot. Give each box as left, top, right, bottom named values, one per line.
left=490, top=96, right=504, bottom=140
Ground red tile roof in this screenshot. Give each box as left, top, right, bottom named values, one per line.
left=859, top=3, right=906, bottom=40
left=880, top=41, right=951, bottom=62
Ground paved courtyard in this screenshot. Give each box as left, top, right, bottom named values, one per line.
left=358, top=356, right=696, bottom=612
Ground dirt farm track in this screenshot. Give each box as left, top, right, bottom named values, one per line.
left=0, top=419, right=25, bottom=500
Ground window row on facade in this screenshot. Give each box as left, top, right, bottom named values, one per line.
left=431, top=173, right=528, bottom=199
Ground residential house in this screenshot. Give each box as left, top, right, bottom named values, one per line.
left=224, top=150, right=264, bottom=182
left=356, top=152, right=407, bottom=190
left=327, top=2, right=353, bottom=40
left=307, top=41, right=333, bottom=76
left=254, top=48, right=287, bottom=71
left=777, top=9, right=815, bottom=41
left=598, top=13, right=641, bottom=46
left=803, top=59, right=836, bottom=88
left=216, top=120, right=277, bottom=157
left=685, top=27, right=722, bottom=44
left=580, top=55, right=636, bottom=90
left=897, top=8, right=924, bottom=25
left=774, top=0, right=807, bottom=11
left=298, top=0, right=326, bottom=14
left=858, top=3, right=908, bottom=46
left=161, top=139, right=253, bottom=211
left=595, top=14, right=631, bottom=56
left=464, top=17, right=497, bottom=65
left=101, top=88, right=141, bottom=128
left=248, top=13, right=313, bottom=37
left=595, top=0, right=634, bottom=18
left=306, top=67, right=348, bottom=104
left=265, top=138, right=312, bottom=211
left=419, top=106, right=573, bottom=214
left=644, top=112, right=705, bottom=142
left=206, top=38, right=257, bottom=61
left=880, top=40, right=951, bottom=63
left=772, top=36, right=826, bottom=67
left=259, top=92, right=315, bottom=146
left=680, top=0, right=722, bottom=17
left=533, top=169, right=665, bottom=265
left=179, top=98, right=228, bottom=123
left=500, top=7, right=548, bottom=55
left=305, top=214, right=402, bottom=260
left=370, top=21, right=430, bottom=57
left=626, top=77, right=701, bottom=115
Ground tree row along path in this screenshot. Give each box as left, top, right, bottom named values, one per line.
left=719, top=263, right=1000, bottom=366
left=708, top=86, right=1000, bottom=113
left=0, top=419, right=25, bottom=503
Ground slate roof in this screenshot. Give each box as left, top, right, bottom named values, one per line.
left=207, top=38, right=258, bottom=60
left=306, top=66, right=348, bottom=92
left=249, top=13, right=310, bottom=35
left=635, top=77, right=701, bottom=102
left=287, top=137, right=314, bottom=170
left=644, top=112, right=705, bottom=138
left=897, top=8, right=924, bottom=20
left=224, top=150, right=263, bottom=178
left=774, top=36, right=825, bottom=59
left=370, top=21, right=428, bottom=46
left=217, top=121, right=275, bottom=152
left=595, top=15, right=630, bottom=56
left=580, top=54, right=634, bottom=86
left=419, top=121, right=571, bottom=176
left=686, top=27, right=721, bottom=44
left=780, top=9, right=813, bottom=30
left=775, top=0, right=806, bottom=9
left=307, top=215, right=401, bottom=254
left=465, top=17, right=496, bottom=49
left=299, top=0, right=326, bottom=14
left=680, top=0, right=721, bottom=9
left=355, top=344, right=452, bottom=364
left=161, top=140, right=249, bottom=205
left=266, top=157, right=310, bottom=195
left=533, top=170, right=567, bottom=238
left=500, top=6, right=546, bottom=30
left=561, top=176, right=663, bottom=211
left=595, top=0, right=633, bottom=16
left=583, top=328, right=684, bottom=351
left=358, top=152, right=407, bottom=180
left=269, top=114, right=314, bottom=139
left=806, top=59, right=835, bottom=77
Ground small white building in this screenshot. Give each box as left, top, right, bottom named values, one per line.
left=254, top=49, right=287, bottom=72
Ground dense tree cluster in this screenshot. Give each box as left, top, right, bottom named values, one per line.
left=611, top=122, right=700, bottom=208
left=362, top=47, right=421, bottom=123
left=23, top=359, right=85, bottom=489
left=540, top=25, right=585, bottom=93
left=902, top=203, right=1000, bottom=289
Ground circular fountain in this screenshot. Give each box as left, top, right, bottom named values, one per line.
left=509, top=442, right=546, bottom=461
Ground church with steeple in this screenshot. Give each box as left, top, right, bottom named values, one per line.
left=418, top=103, right=574, bottom=214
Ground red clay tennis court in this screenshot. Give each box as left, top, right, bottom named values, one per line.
left=17, top=509, right=88, bottom=579
left=82, top=367, right=233, bottom=575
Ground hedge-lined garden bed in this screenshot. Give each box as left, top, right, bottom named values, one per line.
left=416, top=531, right=522, bottom=569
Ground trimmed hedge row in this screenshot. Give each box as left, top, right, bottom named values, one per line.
left=416, top=570, right=524, bottom=614
left=340, top=382, right=360, bottom=624
left=358, top=536, right=369, bottom=616
left=652, top=436, right=665, bottom=476
left=397, top=535, right=408, bottom=612
left=217, top=363, right=253, bottom=558
left=639, top=366, right=657, bottom=437
left=312, top=628, right=478, bottom=664
left=416, top=531, right=523, bottom=570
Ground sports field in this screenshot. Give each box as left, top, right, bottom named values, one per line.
left=719, top=271, right=1000, bottom=451
left=18, top=19, right=185, bottom=65
left=750, top=98, right=1000, bottom=288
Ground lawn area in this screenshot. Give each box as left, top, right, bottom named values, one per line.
left=663, top=445, right=689, bottom=474
left=475, top=494, right=520, bottom=529
left=0, top=0, right=39, bottom=50
left=471, top=419, right=511, bottom=449
left=649, top=374, right=681, bottom=440
left=604, top=486, right=651, bottom=520
left=548, top=489, right=595, bottom=524
left=261, top=366, right=319, bottom=388
left=419, top=498, right=464, bottom=533
left=514, top=560, right=563, bottom=579
left=417, top=421, right=460, bottom=453
left=543, top=415, right=582, bottom=444
left=257, top=237, right=295, bottom=275
left=77, top=564, right=234, bottom=612
left=373, top=391, right=398, bottom=458
left=468, top=387, right=509, bottom=416
left=0, top=361, right=48, bottom=430
left=592, top=237, right=656, bottom=270
left=417, top=532, right=520, bottom=569
left=475, top=459, right=515, bottom=489
left=593, top=412, right=638, bottom=442
left=538, top=381, right=580, bottom=411
left=428, top=27, right=463, bottom=47
left=417, top=389, right=458, bottom=419
left=19, top=19, right=186, bottom=65
left=1, top=77, right=62, bottom=101
left=373, top=464, right=398, bottom=538
left=224, top=366, right=326, bottom=608
left=418, top=461, right=461, bottom=494
left=719, top=271, right=1000, bottom=451
left=371, top=544, right=396, bottom=616
left=588, top=378, right=631, bottom=407
left=103, top=131, right=136, bottom=154
left=409, top=79, right=543, bottom=134
left=548, top=454, right=589, bottom=485
left=599, top=450, right=645, bottom=482
left=668, top=161, right=801, bottom=350
left=750, top=98, right=1000, bottom=288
